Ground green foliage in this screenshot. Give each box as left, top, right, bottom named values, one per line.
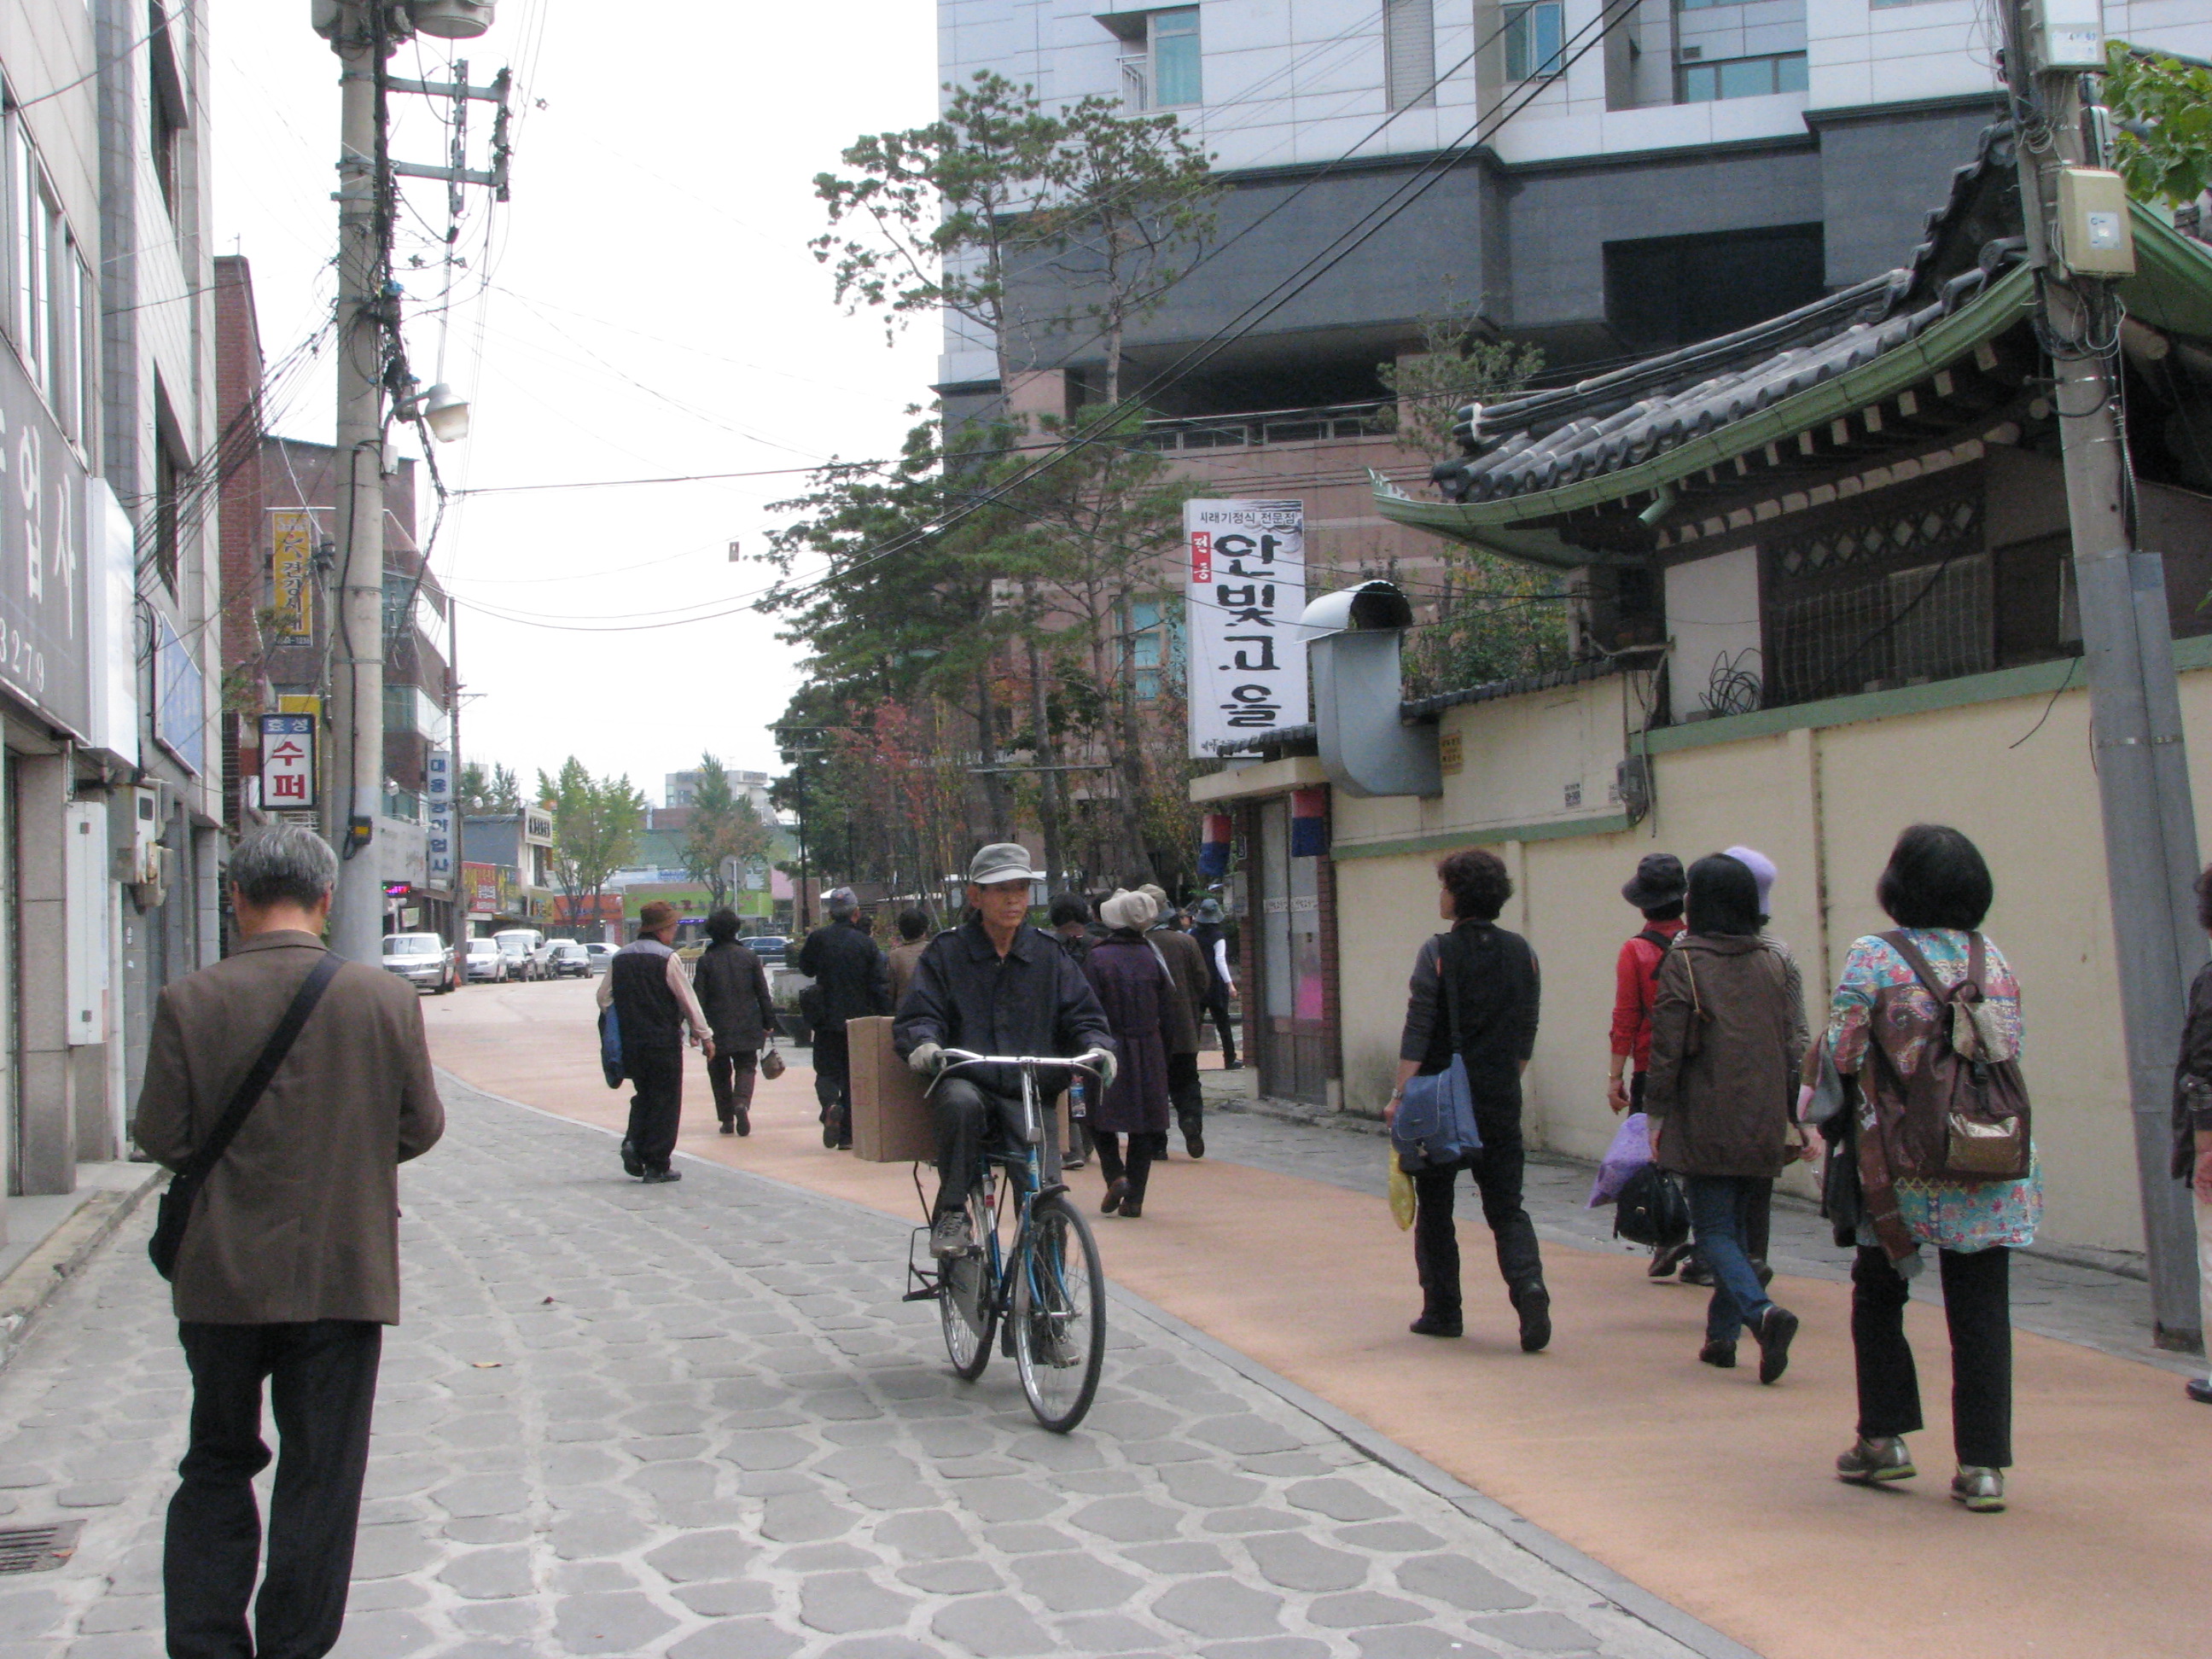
left=1377, top=305, right=1547, bottom=464
left=536, top=757, right=645, bottom=923
left=458, top=761, right=522, bottom=813
left=681, top=752, right=775, bottom=911
left=2104, top=43, right=2212, bottom=207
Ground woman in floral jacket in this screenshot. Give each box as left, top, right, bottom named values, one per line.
left=1811, top=824, right=2036, bottom=1514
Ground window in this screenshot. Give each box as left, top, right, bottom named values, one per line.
left=1124, top=599, right=1185, bottom=701
left=148, top=4, right=188, bottom=218
left=1384, top=0, right=1437, bottom=109
left=1603, top=222, right=1825, bottom=352
left=1504, top=2, right=1564, bottom=81
left=153, top=426, right=183, bottom=591
left=1678, top=51, right=1807, bottom=101
left=1113, top=8, right=1202, bottom=110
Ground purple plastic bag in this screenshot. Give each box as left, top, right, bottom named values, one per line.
left=1587, top=1111, right=1652, bottom=1208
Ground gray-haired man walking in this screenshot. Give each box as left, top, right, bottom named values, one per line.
left=136, top=825, right=445, bottom=1659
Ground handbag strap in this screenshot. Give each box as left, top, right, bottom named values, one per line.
left=1432, top=931, right=1462, bottom=1055
left=178, top=952, right=341, bottom=1185
left=1881, top=929, right=1980, bottom=1006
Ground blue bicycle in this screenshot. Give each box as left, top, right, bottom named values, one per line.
left=905, top=1051, right=1107, bottom=1433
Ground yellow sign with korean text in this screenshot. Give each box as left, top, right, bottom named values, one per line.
left=270, top=510, right=315, bottom=637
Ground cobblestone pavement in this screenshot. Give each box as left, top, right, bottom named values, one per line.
left=1188, top=1095, right=2185, bottom=1375
left=0, top=1078, right=1730, bottom=1659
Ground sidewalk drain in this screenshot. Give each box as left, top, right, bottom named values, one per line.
left=0, top=1522, right=81, bottom=1574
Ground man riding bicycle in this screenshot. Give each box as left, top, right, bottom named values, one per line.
left=895, top=843, right=1116, bottom=1260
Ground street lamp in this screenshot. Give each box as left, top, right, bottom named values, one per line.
left=398, top=381, right=471, bottom=444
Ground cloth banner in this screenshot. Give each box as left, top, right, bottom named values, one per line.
left=1185, top=498, right=1306, bottom=760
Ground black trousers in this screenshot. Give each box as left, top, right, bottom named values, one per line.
left=1411, top=1109, right=1543, bottom=1321
left=1167, top=1051, right=1203, bottom=1136
left=166, top=1319, right=382, bottom=1659
left=707, top=1046, right=758, bottom=1122
left=812, top=1026, right=851, bottom=1124
left=930, top=1076, right=1033, bottom=1216
left=1094, top=1131, right=1167, bottom=1202
left=1851, top=1243, right=2014, bottom=1468
left=1202, top=988, right=1238, bottom=1065
left=624, top=1045, right=684, bottom=1173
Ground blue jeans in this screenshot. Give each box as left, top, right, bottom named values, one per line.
left=1684, top=1174, right=1774, bottom=1344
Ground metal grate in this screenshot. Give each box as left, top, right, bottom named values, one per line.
left=0, top=1522, right=81, bottom=1575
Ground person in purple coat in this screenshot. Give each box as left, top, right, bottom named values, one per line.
left=1082, top=888, right=1178, bottom=1220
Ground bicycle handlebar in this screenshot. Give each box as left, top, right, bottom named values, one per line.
left=936, top=1048, right=1103, bottom=1079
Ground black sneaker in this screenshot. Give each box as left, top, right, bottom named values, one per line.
left=733, top=1107, right=750, bottom=1138
left=1409, top=1313, right=1462, bottom=1338
left=1679, top=1259, right=1715, bottom=1287
left=1755, top=1306, right=1799, bottom=1384
left=620, top=1138, right=643, bottom=1179
left=718, top=1120, right=736, bottom=1136
left=641, top=1167, right=682, bottom=1185
left=1511, top=1281, right=1551, bottom=1353
left=1698, top=1339, right=1738, bottom=1369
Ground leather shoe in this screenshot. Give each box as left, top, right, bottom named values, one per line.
left=620, top=1138, right=643, bottom=1179
left=2187, top=1377, right=2212, bottom=1405
left=1101, top=1178, right=1129, bottom=1215
left=718, top=1120, right=736, bottom=1135
left=1409, top=1313, right=1462, bottom=1338
left=1755, top=1305, right=1799, bottom=1384
left=641, top=1167, right=682, bottom=1185
left=733, top=1108, right=750, bottom=1138
left=1511, top=1280, right=1551, bottom=1353
left=1649, top=1242, right=1692, bottom=1279
left=1119, top=1200, right=1143, bottom=1220
left=1698, top=1339, right=1737, bottom=1369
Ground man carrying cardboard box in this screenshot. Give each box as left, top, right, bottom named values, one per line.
left=896, top=844, right=1117, bottom=1259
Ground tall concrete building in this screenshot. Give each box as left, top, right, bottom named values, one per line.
left=0, top=0, right=221, bottom=1231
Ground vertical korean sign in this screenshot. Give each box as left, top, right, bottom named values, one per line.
left=425, top=748, right=455, bottom=889
left=1185, top=499, right=1306, bottom=760
left=269, top=510, right=315, bottom=637
left=257, top=713, right=316, bottom=811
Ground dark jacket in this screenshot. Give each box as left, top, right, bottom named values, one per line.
left=894, top=914, right=1114, bottom=1097
left=1147, top=924, right=1208, bottom=1057
left=799, top=917, right=891, bottom=1033
left=1644, top=933, right=1802, bottom=1179
left=1400, top=920, right=1540, bottom=1115
left=695, top=940, right=777, bottom=1050
left=2174, top=960, right=2212, bottom=1179
left=611, top=938, right=686, bottom=1051
left=1082, top=934, right=1176, bottom=1134
left=1192, top=920, right=1234, bottom=994
left=133, top=930, right=445, bottom=1325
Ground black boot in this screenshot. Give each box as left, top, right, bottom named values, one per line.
left=1511, top=1280, right=1551, bottom=1353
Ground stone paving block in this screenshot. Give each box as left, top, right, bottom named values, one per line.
left=645, top=1528, right=760, bottom=1583
left=451, top=1600, right=541, bottom=1638
left=439, top=1545, right=536, bottom=1599
left=344, top=1578, right=429, bottom=1612
left=550, top=1560, right=640, bottom=1595
left=875, top=1509, right=971, bottom=1560
left=1285, top=1477, right=1396, bottom=1522
left=930, top=1593, right=1062, bottom=1656
left=52, top=1486, right=126, bottom=1510
left=550, top=1511, right=655, bottom=1561
left=981, top=1522, right=1082, bottom=1556
left=897, top=1558, right=1004, bottom=1594
left=551, top=1591, right=678, bottom=1654
left=1394, top=1556, right=1537, bottom=1613
left=349, top=1523, right=444, bottom=1580
left=761, top=1491, right=859, bottom=1542
left=727, top=1432, right=816, bottom=1471
left=1117, top=1540, right=1232, bottom=1575
left=672, top=1580, right=777, bottom=1617
left=626, top=1460, right=719, bottom=1503
left=665, top=1620, right=805, bottom=1659
left=1349, top=1629, right=1501, bottom=1659
left=57, top=1634, right=160, bottom=1659
left=1068, top=1495, right=1183, bottom=1543
left=1307, top=1590, right=1435, bottom=1627
left=429, top=1475, right=531, bottom=1518
left=1197, top=1639, right=1334, bottom=1659
left=67, top=1599, right=157, bottom=1639
left=1336, top=1522, right=1448, bottom=1553
left=1467, top=1611, right=1602, bottom=1651
left=812, top=1636, right=941, bottom=1659
left=797, top=1569, right=918, bottom=1634
left=1050, top=1612, right=1169, bottom=1653
left=1008, top=1551, right=1144, bottom=1612
left=323, top=1608, right=438, bottom=1656
left=1200, top=1505, right=1304, bottom=1534
left=1156, top=1463, right=1264, bottom=1509
left=778, top=1543, right=882, bottom=1572
left=1150, top=1577, right=1285, bottom=1639
left=1243, top=1531, right=1373, bottom=1593
left=847, top=1481, right=940, bottom=1511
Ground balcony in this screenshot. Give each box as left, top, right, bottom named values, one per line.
left=1138, top=401, right=1394, bottom=453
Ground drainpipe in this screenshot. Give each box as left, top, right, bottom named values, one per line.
left=1301, top=582, right=1441, bottom=799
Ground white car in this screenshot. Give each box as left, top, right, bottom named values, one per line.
left=381, top=933, right=456, bottom=994
left=463, top=938, right=508, bottom=983
left=584, top=942, right=616, bottom=975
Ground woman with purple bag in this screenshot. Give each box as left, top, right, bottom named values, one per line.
left=1385, top=849, right=1549, bottom=1353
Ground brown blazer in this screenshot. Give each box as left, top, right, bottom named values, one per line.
left=1643, top=934, right=1802, bottom=1180
left=134, top=929, right=445, bottom=1325
left=1147, top=925, right=1208, bottom=1057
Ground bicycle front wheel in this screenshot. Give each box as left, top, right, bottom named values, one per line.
left=1010, top=1193, right=1105, bottom=1433
left=940, top=1185, right=997, bottom=1382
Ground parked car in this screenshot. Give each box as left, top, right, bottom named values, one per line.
left=583, top=942, right=616, bottom=975
left=745, top=934, right=790, bottom=964
left=381, top=933, right=456, bottom=994
left=545, top=940, right=591, bottom=979
left=463, top=937, right=508, bottom=983
left=498, top=938, right=539, bottom=981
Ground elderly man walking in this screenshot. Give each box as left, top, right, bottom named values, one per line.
left=597, top=899, right=713, bottom=1183
left=135, top=825, right=445, bottom=1659
left=799, top=887, right=891, bottom=1150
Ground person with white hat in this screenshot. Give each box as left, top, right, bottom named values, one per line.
left=896, top=844, right=1117, bottom=1257
left=1083, top=890, right=1180, bottom=1218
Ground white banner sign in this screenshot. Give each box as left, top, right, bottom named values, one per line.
left=1185, top=498, right=1307, bottom=760
left=426, top=748, right=455, bottom=888
left=257, top=714, right=316, bottom=811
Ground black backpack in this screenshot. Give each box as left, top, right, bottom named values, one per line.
left=1614, top=1163, right=1691, bottom=1249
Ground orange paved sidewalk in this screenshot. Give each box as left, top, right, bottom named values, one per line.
left=426, top=981, right=2204, bottom=1659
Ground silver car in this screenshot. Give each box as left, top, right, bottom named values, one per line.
left=381, top=933, right=455, bottom=994
left=463, top=938, right=508, bottom=983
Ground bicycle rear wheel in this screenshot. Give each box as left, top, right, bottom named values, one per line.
left=939, top=1185, right=997, bottom=1381
left=1010, top=1194, right=1105, bottom=1433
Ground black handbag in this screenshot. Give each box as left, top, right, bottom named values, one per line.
left=149, top=953, right=341, bottom=1282
left=1613, top=1162, right=1691, bottom=1249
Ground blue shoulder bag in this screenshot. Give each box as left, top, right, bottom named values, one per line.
left=1392, top=932, right=1484, bottom=1172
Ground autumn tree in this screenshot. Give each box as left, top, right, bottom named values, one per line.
left=682, top=751, right=776, bottom=911
left=537, top=758, right=645, bottom=939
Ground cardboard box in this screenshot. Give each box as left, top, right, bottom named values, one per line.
left=847, top=1016, right=1073, bottom=1164
left=850, top=1016, right=934, bottom=1162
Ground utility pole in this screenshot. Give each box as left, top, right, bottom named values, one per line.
left=327, top=0, right=389, bottom=966
left=2005, top=0, right=2204, bottom=1347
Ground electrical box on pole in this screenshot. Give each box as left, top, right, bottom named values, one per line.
left=2031, top=0, right=2104, bottom=68
left=2055, top=167, right=2135, bottom=276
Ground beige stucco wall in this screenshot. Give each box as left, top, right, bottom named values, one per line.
left=1324, top=661, right=2212, bottom=1256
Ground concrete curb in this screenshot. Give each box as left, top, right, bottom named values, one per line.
left=445, top=1068, right=1765, bottom=1659
left=0, top=1167, right=166, bottom=1371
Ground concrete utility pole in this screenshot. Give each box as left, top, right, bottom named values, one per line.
left=2004, top=0, right=2204, bottom=1346
left=328, top=0, right=390, bottom=965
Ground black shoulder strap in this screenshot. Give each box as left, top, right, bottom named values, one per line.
left=1634, top=927, right=1674, bottom=953
left=178, top=952, right=341, bottom=1184
left=1433, top=931, right=1460, bottom=1051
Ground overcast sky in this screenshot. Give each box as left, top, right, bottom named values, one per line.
left=211, top=1, right=940, bottom=805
